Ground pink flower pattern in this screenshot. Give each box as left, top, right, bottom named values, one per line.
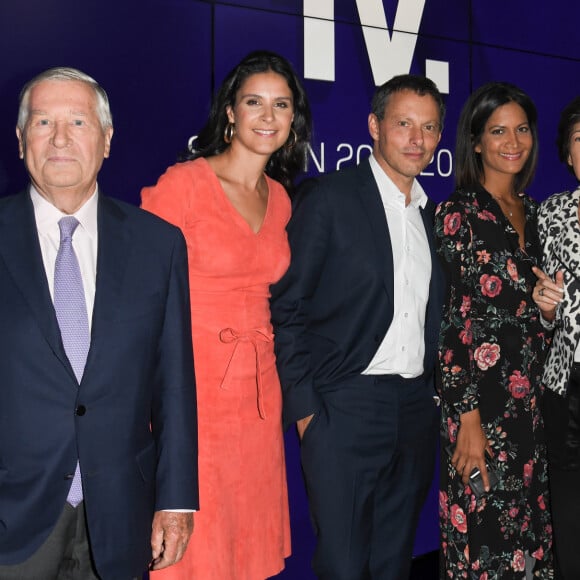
left=459, top=319, right=473, bottom=345
left=460, top=295, right=471, bottom=317
left=444, top=212, right=462, bottom=236
left=509, top=371, right=531, bottom=399
left=474, top=343, right=501, bottom=371
left=480, top=274, right=502, bottom=297
left=512, top=549, right=526, bottom=572
left=451, top=504, right=468, bottom=533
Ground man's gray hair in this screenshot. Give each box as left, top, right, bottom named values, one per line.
left=17, top=67, right=113, bottom=132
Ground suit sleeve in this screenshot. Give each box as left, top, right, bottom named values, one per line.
left=151, top=219, right=199, bottom=510
left=270, top=179, right=331, bottom=430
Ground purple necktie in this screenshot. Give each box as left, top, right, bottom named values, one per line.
left=54, top=216, right=90, bottom=507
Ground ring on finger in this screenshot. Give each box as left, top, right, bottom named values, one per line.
left=539, top=288, right=544, bottom=297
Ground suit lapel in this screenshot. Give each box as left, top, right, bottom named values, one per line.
left=84, top=195, right=130, bottom=374
left=0, top=192, right=73, bottom=375
left=355, top=160, right=394, bottom=301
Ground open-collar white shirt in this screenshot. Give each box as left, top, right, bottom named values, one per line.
left=362, top=153, right=431, bottom=378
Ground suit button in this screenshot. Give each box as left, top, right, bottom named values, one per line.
left=75, top=405, right=86, bottom=416
left=64, top=473, right=74, bottom=480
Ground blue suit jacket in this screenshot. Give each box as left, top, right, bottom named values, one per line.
left=271, top=159, right=444, bottom=429
left=0, top=191, right=198, bottom=579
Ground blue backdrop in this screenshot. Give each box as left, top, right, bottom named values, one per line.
left=1, top=1, right=579, bottom=577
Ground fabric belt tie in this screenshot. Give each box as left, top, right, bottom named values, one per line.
left=219, top=327, right=273, bottom=419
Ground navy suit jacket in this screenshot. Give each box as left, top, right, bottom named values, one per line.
left=0, top=191, right=198, bottom=579
left=271, top=159, right=444, bottom=429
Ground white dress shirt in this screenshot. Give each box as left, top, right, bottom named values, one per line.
left=362, top=154, right=431, bottom=378
left=31, top=186, right=98, bottom=329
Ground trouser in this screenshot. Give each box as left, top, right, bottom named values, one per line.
left=0, top=502, right=104, bottom=580
left=300, top=374, right=439, bottom=580
left=543, top=364, right=580, bottom=580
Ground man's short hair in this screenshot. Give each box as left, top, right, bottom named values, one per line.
left=17, top=67, right=113, bottom=132
left=371, top=74, right=445, bottom=129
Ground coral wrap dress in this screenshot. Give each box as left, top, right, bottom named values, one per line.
left=142, top=157, right=291, bottom=579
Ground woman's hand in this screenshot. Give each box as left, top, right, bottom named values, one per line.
left=451, top=409, right=492, bottom=489
left=532, top=266, right=564, bottom=322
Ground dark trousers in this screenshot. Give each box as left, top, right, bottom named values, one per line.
left=543, top=364, right=580, bottom=580
left=0, top=503, right=102, bottom=580
left=300, top=374, right=439, bottom=580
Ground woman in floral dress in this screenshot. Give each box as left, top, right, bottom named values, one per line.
left=436, top=82, right=553, bottom=578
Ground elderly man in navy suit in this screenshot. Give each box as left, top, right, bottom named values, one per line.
left=0, top=67, right=198, bottom=579
left=271, top=75, right=445, bottom=580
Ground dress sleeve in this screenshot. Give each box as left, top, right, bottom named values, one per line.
left=537, top=195, right=562, bottom=277
left=537, top=196, right=561, bottom=330
left=141, top=163, right=190, bottom=231
left=435, top=199, right=480, bottom=415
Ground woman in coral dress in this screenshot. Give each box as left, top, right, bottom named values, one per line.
left=141, top=50, right=311, bottom=579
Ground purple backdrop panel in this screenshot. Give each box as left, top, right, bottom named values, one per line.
left=209, top=0, right=302, bottom=14
left=471, top=0, right=580, bottom=59
left=100, top=1, right=213, bottom=204
left=420, top=0, right=471, bottom=41
left=213, top=5, right=304, bottom=79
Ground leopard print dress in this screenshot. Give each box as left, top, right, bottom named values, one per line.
left=538, top=188, right=580, bottom=396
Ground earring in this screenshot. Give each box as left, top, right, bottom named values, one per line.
left=285, top=128, right=297, bottom=149
left=224, top=122, right=235, bottom=144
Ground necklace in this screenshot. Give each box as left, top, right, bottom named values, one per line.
left=490, top=193, right=515, bottom=218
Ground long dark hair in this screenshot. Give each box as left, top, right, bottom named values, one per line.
left=455, top=82, right=538, bottom=193
left=182, top=50, right=312, bottom=193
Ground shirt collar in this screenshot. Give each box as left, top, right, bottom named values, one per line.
left=368, top=153, right=428, bottom=209
left=30, top=185, right=99, bottom=239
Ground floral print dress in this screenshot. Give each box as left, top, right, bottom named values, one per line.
left=435, top=186, right=553, bottom=579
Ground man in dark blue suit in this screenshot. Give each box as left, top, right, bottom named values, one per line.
left=0, top=68, right=198, bottom=579
left=271, top=75, right=445, bottom=580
